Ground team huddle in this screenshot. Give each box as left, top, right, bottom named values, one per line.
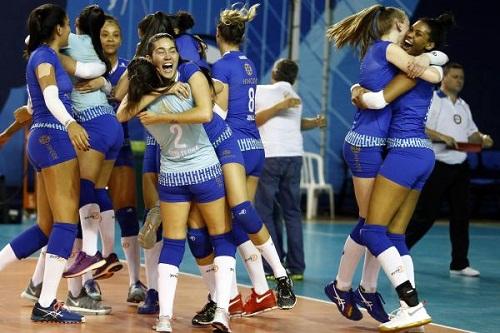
left=0, top=2, right=463, bottom=333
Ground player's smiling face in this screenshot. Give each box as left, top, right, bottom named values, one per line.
left=150, top=37, right=179, bottom=80
left=401, top=20, right=434, bottom=56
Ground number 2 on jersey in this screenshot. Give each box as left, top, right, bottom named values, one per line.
left=170, top=124, right=187, bottom=149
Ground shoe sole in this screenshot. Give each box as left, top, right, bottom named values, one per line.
left=212, top=321, right=230, bottom=332
left=31, top=316, right=86, bottom=324
left=449, top=271, right=479, bottom=277
left=63, top=259, right=107, bottom=279
left=242, top=305, right=278, bottom=317
left=379, top=318, right=432, bottom=332
left=139, top=210, right=162, bottom=249
left=21, top=291, right=39, bottom=303
left=93, top=262, right=124, bottom=280
left=191, top=320, right=213, bottom=327
left=65, top=305, right=112, bottom=315
left=277, top=299, right=297, bottom=310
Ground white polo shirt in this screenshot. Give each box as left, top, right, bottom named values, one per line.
left=426, top=90, right=478, bottom=165
left=256, top=81, right=303, bottom=158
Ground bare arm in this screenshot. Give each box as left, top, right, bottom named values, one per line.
left=138, top=72, right=213, bottom=125
left=301, top=115, right=326, bottom=131
left=214, top=82, right=229, bottom=111
left=0, top=120, right=27, bottom=148
left=255, top=97, right=301, bottom=127
left=113, top=69, right=129, bottom=101
left=386, top=44, right=442, bottom=83
left=425, top=127, right=458, bottom=149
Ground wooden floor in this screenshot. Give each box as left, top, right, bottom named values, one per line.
left=0, top=260, right=467, bottom=333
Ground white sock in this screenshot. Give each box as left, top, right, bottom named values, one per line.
left=336, top=235, right=365, bottom=291
left=360, top=249, right=381, bottom=293
left=99, top=210, right=115, bottom=257
left=82, top=271, right=93, bottom=284
left=402, top=254, right=415, bottom=288
left=255, top=238, right=287, bottom=278
left=198, top=264, right=216, bottom=300
left=230, top=267, right=239, bottom=300
left=38, top=252, right=67, bottom=307
left=377, top=247, right=409, bottom=288
left=67, top=239, right=83, bottom=298
left=80, top=203, right=101, bottom=256
left=144, top=240, right=162, bottom=290
left=0, top=244, right=19, bottom=271
left=31, top=246, right=47, bottom=286
left=214, top=256, right=236, bottom=311
left=122, top=235, right=141, bottom=285
left=158, top=263, right=179, bottom=318
left=238, top=241, right=269, bottom=295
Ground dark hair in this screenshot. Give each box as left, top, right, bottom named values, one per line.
left=146, top=33, right=215, bottom=95
left=136, top=11, right=175, bottom=57
left=103, top=14, right=121, bottom=33
left=127, top=57, right=166, bottom=109
left=273, top=59, right=299, bottom=84
left=443, top=62, right=463, bottom=76
left=217, top=4, right=259, bottom=45
left=25, top=4, right=67, bottom=57
left=327, top=5, right=407, bottom=58
left=419, top=12, right=455, bottom=50
left=78, top=5, right=111, bottom=73
left=146, top=32, right=176, bottom=57
left=174, top=11, right=195, bottom=34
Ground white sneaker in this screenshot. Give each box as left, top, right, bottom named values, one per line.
left=379, top=301, right=431, bottom=332
left=212, top=307, right=231, bottom=332
left=450, top=266, right=480, bottom=277
left=153, top=316, right=172, bottom=332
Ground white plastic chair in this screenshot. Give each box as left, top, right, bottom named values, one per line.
left=300, top=152, right=334, bottom=220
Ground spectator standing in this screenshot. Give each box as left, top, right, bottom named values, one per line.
left=406, top=62, right=494, bottom=277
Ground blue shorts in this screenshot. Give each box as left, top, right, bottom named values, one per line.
left=27, top=127, right=76, bottom=172
left=242, top=149, right=265, bottom=177
left=143, top=135, right=160, bottom=174
left=158, top=174, right=225, bottom=203
left=81, top=114, right=124, bottom=161
left=214, top=136, right=245, bottom=166
left=378, top=147, right=435, bottom=191
left=343, top=142, right=384, bottom=178
left=114, top=139, right=134, bottom=168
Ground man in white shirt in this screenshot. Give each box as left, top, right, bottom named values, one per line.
left=254, top=59, right=325, bottom=280
left=406, top=63, right=493, bottom=277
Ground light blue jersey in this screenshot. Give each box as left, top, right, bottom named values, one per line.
left=62, top=33, right=110, bottom=113
left=145, top=93, right=220, bottom=187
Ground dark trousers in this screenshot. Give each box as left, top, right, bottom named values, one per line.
left=406, top=160, right=471, bottom=270
left=254, top=156, right=305, bottom=274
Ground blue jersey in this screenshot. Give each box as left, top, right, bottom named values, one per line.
left=175, top=34, right=209, bottom=69
left=389, top=79, right=434, bottom=139
left=349, top=40, right=398, bottom=142
left=107, top=57, right=130, bottom=138
left=145, top=93, right=219, bottom=179
left=212, top=51, right=260, bottom=141
left=177, top=62, right=228, bottom=144
left=26, top=45, right=73, bottom=128
left=62, top=33, right=110, bottom=112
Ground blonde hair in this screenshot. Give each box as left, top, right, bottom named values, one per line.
left=326, top=5, right=406, bottom=58
left=217, top=3, right=260, bottom=45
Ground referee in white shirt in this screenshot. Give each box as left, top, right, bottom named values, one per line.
left=406, top=63, right=493, bottom=277
left=254, top=59, right=325, bottom=280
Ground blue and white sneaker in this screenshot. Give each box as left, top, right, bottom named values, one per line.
left=324, top=281, right=362, bottom=321
left=353, top=286, right=389, bottom=323
left=137, top=289, right=159, bottom=314
left=31, top=299, right=85, bottom=323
